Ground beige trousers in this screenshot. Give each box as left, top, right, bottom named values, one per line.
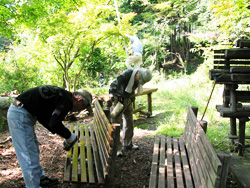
left=125, top=52, right=142, bottom=69
left=110, top=97, right=134, bottom=151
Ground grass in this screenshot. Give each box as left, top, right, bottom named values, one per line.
left=132, top=61, right=242, bottom=153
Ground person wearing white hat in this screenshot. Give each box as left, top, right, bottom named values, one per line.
left=109, top=69, right=152, bottom=156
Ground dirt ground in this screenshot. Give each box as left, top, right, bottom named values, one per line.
left=0, top=115, right=238, bottom=188
left=0, top=115, right=156, bottom=188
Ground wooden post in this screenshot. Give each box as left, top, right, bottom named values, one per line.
left=105, top=123, right=120, bottom=188
left=238, top=117, right=248, bottom=156
left=217, top=151, right=231, bottom=188
left=199, top=120, right=207, bottom=134
left=147, top=92, right=152, bottom=116
left=230, top=117, right=237, bottom=148
left=191, top=106, right=198, bottom=117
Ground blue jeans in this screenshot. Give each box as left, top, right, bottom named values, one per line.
left=7, top=104, right=45, bottom=188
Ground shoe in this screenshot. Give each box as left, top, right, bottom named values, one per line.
left=123, top=144, right=139, bottom=151
left=131, top=144, right=139, bottom=150
left=63, top=136, right=78, bottom=151
left=40, top=176, right=59, bottom=187
left=117, top=150, right=123, bottom=157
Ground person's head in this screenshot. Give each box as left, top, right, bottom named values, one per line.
left=71, top=92, right=89, bottom=113
left=77, top=89, right=93, bottom=114
left=136, top=69, right=152, bottom=94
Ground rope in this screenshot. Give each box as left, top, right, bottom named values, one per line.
left=201, top=72, right=225, bottom=121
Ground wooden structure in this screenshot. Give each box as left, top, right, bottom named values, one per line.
left=64, top=99, right=120, bottom=187
left=149, top=105, right=231, bottom=188
left=209, top=39, right=250, bottom=156
left=97, top=87, right=158, bottom=117
left=133, top=87, right=158, bottom=117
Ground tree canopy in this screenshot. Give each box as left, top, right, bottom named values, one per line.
left=1, top=0, right=250, bottom=93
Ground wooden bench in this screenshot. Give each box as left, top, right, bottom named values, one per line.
left=149, top=105, right=231, bottom=188
left=63, top=99, right=120, bottom=187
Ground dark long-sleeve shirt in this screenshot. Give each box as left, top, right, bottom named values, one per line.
left=109, top=69, right=138, bottom=100
left=16, top=85, right=72, bottom=139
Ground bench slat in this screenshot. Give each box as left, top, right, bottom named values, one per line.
left=63, top=124, right=74, bottom=182
left=80, top=126, right=87, bottom=183
left=159, top=135, right=165, bottom=187
left=89, top=128, right=105, bottom=184
left=196, top=134, right=220, bottom=187
left=94, top=112, right=111, bottom=177
left=196, top=122, right=222, bottom=176
left=173, top=137, right=184, bottom=188
left=85, top=127, right=95, bottom=183
left=94, top=111, right=113, bottom=154
left=167, top=136, right=175, bottom=188
left=149, top=135, right=160, bottom=188
left=179, top=138, right=193, bottom=188
left=72, top=126, right=79, bottom=182
left=94, top=100, right=113, bottom=136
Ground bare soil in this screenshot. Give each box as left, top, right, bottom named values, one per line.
left=0, top=115, right=156, bottom=188
left=0, top=115, right=238, bottom=188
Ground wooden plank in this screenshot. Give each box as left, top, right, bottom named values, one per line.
left=214, top=60, right=250, bottom=65
left=217, top=152, right=231, bottom=188
left=63, top=124, right=74, bottom=182
left=196, top=134, right=217, bottom=188
left=231, top=74, right=250, bottom=81
left=230, top=66, right=250, bottom=73
left=167, top=136, right=174, bottom=188
left=94, top=99, right=113, bottom=134
left=225, top=49, right=250, bottom=59
left=93, top=111, right=110, bottom=174
left=72, top=126, right=79, bottom=182
left=179, top=138, right=194, bottom=188
left=229, top=152, right=250, bottom=188
left=214, top=49, right=226, bottom=53
left=85, top=127, right=95, bottom=183
left=89, top=128, right=105, bottom=184
left=235, top=39, right=250, bottom=47
left=134, top=87, right=158, bottom=96
left=173, top=137, right=184, bottom=188
left=196, top=122, right=222, bottom=177
left=80, top=126, right=87, bottom=183
left=149, top=135, right=160, bottom=188
left=238, top=41, right=250, bottom=48
left=158, top=135, right=165, bottom=188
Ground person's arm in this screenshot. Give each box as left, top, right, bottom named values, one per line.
left=47, top=100, right=72, bottom=138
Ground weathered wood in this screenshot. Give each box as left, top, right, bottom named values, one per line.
left=134, top=88, right=158, bottom=116
left=72, top=126, right=79, bottom=182
left=167, top=136, right=175, bottom=188
left=159, top=135, right=165, bottom=188
left=149, top=136, right=160, bottom=188
left=63, top=100, right=120, bottom=187
left=217, top=152, right=231, bottom=188
left=229, top=152, right=250, bottom=188
left=225, top=49, right=250, bottom=59
left=179, top=138, right=193, bottom=188
left=230, top=67, right=250, bottom=73
left=133, top=106, right=146, bottom=113
left=235, top=39, right=250, bottom=47
left=79, top=126, right=87, bottom=183
left=149, top=105, right=231, bottom=188
left=238, top=40, right=250, bottom=48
